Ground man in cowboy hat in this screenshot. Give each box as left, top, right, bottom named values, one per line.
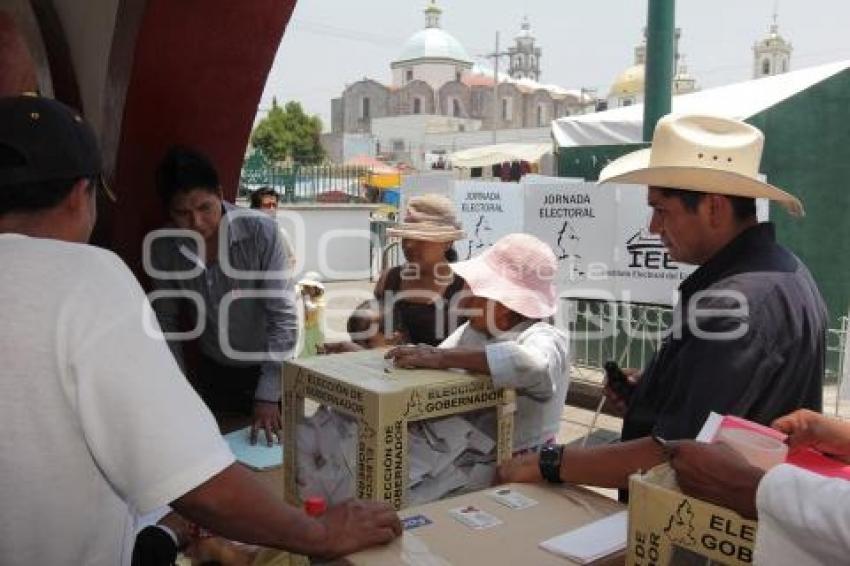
left=498, top=114, right=827, bottom=492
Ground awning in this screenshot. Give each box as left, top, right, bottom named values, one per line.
left=552, top=60, right=850, bottom=147
left=449, top=142, right=552, bottom=168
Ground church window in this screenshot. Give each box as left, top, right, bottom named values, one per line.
left=782, top=59, right=788, bottom=72
left=537, top=104, right=545, bottom=126
left=361, top=97, right=370, bottom=119
left=762, top=58, right=771, bottom=76
left=456, top=69, right=462, bottom=81
left=452, top=98, right=461, bottom=117
left=406, top=69, right=413, bottom=82
left=413, top=97, right=422, bottom=114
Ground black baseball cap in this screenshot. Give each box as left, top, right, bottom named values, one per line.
left=0, top=94, right=115, bottom=201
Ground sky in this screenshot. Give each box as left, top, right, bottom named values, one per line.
left=257, top=0, right=850, bottom=131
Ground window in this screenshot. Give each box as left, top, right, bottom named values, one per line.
left=452, top=98, right=461, bottom=117
left=537, top=104, right=545, bottom=127
left=762, top=58, right=771, bottom=76
left=455, top=69, right=462, bottom=81
left=501, top=97, right=511, bottom=120
left=622, top=98, right=633, bottom=107
left=361, top=97, right=370, bottom=119
left=413, top=97, right=421, bottom=114
left=392, top=139, right=405, bottom=151
left=782, top=59, right=788, bottom=73
left=406, top=69, right=413, bottom=82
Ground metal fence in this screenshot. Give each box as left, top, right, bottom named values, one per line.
left=565, top=299, right=848, bottom=384
left=239, top=164, right=370, bottom=203
left=564, top=300, right=672, bottom=374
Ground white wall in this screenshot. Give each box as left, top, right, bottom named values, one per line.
left=392, top=61, right=464, bottom=92
left=275, top=204, right=380, bottom=281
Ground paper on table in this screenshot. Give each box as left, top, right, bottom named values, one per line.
left=224, top=426, right=283, bottom=471
left=539, top=510, right=628, bottom=564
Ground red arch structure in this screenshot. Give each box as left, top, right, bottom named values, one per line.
left=0, top=0, right=297, bottom=279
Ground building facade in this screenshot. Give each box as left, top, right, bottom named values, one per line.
left=325, top=1, right=590, bottom=164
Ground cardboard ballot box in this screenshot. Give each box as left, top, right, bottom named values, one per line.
left=342, top=483, right=626, bottom=566
left=627, top=464, right=757, bottom=566
left=282, top=349, right=516, bottom=510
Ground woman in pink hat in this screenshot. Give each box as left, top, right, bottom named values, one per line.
left=386, top=233, right=569, bottom=455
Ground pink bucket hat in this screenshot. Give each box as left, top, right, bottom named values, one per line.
left=450, top=233, right=558, bottom=319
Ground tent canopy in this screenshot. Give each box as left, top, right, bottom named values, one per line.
left=345, top=154, right=399, bottom=175
left=449, top=142, right=551, bottom=168
left=553, top=60, right=850, bottom=147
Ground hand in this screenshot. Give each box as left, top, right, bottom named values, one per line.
left=496, top=452, right=544, bottom=484
left=772, top=409, right=850, bottom=461
left=385, top=345, right=444, bottom=369
left=251, top=401, right=281, bottom=447
left=668, top=440, right=764, bottom=519
left=320, top=341, right=364, bottom=354
left=603, top=368, right=640, bottom=415
left=314, top=500, right=402, bottom=559
left=186, top=536, right=255, bottom=566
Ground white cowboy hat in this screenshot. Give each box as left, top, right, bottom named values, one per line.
left=598, top=114, right=804, bottom=217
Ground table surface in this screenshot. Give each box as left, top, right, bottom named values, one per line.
left=342, top=483, right=626, bottom=566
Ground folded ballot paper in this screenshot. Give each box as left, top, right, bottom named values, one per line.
left=539, top=510, right=628, bottom=563
left=697, top=412, right=850, bottom=480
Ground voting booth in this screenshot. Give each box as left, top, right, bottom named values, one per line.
left=282, top=349, right=516, bottom=511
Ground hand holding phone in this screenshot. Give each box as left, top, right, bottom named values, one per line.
left=604, top=361, right=635, bottom=405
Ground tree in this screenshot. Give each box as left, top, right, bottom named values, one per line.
left=251, top=99, right=325, bottom=164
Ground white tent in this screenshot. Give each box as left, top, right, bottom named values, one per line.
left=552, top=60, right=850, bottom=147
left=449, top=142, right=551, bottom=168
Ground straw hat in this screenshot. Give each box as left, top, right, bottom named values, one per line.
left=386, top=194, right=465, bottom=242
left=598, top=114, right=804, bottom=216
left=450, top=233, right=558, bottom=319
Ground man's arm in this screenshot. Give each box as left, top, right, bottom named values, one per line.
left=172, top=464, right=400, bottom=559
left=498, top=437, right=667, bottom=489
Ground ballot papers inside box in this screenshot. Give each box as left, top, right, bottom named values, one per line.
left=627, top=464, right=757, bottom=566
left=282, top=349, right=515, bottom=510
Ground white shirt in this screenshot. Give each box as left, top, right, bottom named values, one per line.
left=441, top=320, right=570, bottom=451
left=0, top=235, right=235, bottom=566
left=754, top=463, right=850, bottom=565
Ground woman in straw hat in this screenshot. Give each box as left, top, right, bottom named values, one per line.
left=374, top=194, right=468, bottom=347
left=386, top=233, right=569, bottom=457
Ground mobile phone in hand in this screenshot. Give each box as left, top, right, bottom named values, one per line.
left=604, top=361, right=635, bottom=403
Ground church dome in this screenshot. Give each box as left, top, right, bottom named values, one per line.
left=394, top=1, right=471, bottom=65
left=610, top=64, right=645, bottom=97
left=396, top=27, right=471, bottom=64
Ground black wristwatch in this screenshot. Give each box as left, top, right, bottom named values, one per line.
left=539, top=444, right=565, bottom=484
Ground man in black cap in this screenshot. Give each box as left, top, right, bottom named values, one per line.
left=0, top=95, right=400, bottom=566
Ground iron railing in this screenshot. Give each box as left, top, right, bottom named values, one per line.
left=239, top=164, right=371, bottom=203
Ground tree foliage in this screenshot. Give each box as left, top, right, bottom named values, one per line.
left=251, top=99, right=325, bottom=164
